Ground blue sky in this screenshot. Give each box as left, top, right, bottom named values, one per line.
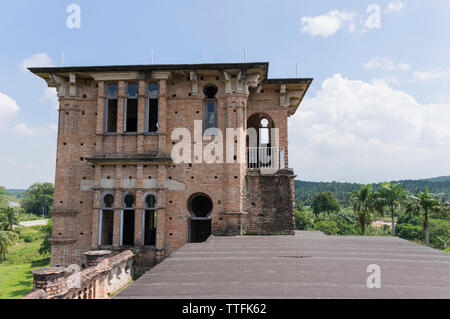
left=1, top=0, right=450, bottom=188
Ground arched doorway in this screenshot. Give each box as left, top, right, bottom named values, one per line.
left=188, top=193, right=213, bottom=243
left=247, top=113, right=275, bottom=168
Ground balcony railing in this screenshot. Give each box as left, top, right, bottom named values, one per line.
left=247, top=147, right=285, bottom=169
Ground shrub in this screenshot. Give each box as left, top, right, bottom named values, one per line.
left=294, top=210, right=314, bottom=230
left=397, top=224, right=423, bottom=241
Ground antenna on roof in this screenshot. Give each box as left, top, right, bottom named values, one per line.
left=151, top=50, right=154, bottom=65
left=61, top=53, right=65, bottom=67
left=244, top=48, right=247, bottom=63
left=296, top=61, right=298, bottom=78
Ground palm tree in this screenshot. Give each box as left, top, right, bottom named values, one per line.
left=374, top=182, right=407, bottom=236
left=349, top=185, right=374, bottom=235
left=0, top=230, right=16, bottom=261
left=404, top=188, right=442, bottom=246
left=0, top=207, right=19, bottom=231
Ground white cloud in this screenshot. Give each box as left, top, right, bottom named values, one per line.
left=289, top=74, right=450, bottom=183
left=13, top=123, right=39, bottom=137
left=364, top=57, right=410, bottom=72
left=13, top=123, right=57, bottom=137
left=300, top=10, right=356, bottom=37
left=0, top=92, right=20, bottom=128
left=41, top=87, right=59, bottom=110
left=385, top=1, right=405, bottom=15
left=20, top=52, right=55, bottom=72
left=412, top=68, right=450, bottom=82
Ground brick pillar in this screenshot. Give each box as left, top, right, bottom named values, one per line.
left=84, top=250, right=112, bottom=268
left=32, top=268, right=67, bottom=297
left=96, top=81, right=104, bottom=153
left=117, top=81, right=125, bottom=153
left=134, top=190, right=143, bottom=246
left=137, top=80, right=146, bottom=153
left=113, top=189, right=122, bottom=247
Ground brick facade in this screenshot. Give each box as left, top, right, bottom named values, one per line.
left=29, top=62, right=311, bottom=270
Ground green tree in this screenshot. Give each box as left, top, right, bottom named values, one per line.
left=349, top=185, right=374, bottom=235
left=21, top=183, right=54, bottom=216
left=404, top=188, right=444, bottom=246
left=0, top=186, right=6, bottom=195
left=311, top=192, right=341, bottom=215
left=0, top=228, right=18, bottom=262
left=0, top=207, right=19, bottom=231
left=373, top=182, right=407, bottom=237
left=39, top=221, right=53, bottom=255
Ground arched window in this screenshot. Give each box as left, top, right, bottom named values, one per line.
left=125, top=83, right=138, bottom=133
left=104, top=84, right=118, bottom=132
left=143, top=193, right=157, bottom=246
left=99, top=193, right=114, bottom=246
left=203, top=85, right=218, bottom=132
left=121, top=193, right=135, bottom=246
left=188, top=193, right=213, bottom=243
left=146, top=83, right=159, bottom=132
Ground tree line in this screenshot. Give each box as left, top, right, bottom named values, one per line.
left=295, top=176, right=450, bottom=205
left=0, top=183, right=53, bottom=262
left=295, top=182, right=449, bottom=250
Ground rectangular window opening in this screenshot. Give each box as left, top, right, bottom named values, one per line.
left=147, top=99, right=159, bottom=132
left=125, top=99, right=138, bottom=132
left=101, top=209, right=114, bottom=246
left=106, top=99, right=118, bottom=132
left=144, top=210, right=157, bottom=246
left=122, top=210, right=135, bottom=246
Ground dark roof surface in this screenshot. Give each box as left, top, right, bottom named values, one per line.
left=28, top=62, right=313, bottom=84
left=28, top=62, right=269, bottom=74
left=116, top=231, right=450, bottom=299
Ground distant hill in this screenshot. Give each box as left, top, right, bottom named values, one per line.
left=5, top=189, right=26, bottom=199
left=295, top=176, right=450, bottom=205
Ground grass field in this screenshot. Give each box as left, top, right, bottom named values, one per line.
left=0, top=226, right=50, bottom=299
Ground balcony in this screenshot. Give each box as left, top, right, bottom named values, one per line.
left=247, top=147, right=285, bottom=169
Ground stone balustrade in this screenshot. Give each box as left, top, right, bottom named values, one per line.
left=22, top=250, right=135, bottom=299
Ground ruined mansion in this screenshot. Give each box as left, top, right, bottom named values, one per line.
left=29, top=62, right=312, bottom=270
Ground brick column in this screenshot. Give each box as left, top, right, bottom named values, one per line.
left=134, top=190, right=143, bottom=246
left=96, top=81, right=105, bottom=153
left=32, top=268, right=67, bottom=297
left=137, top=80, right=146, bottom=153
left=156, top=165, right=166, bottom=250
left=113, top=189, right=122, bottom=247
left=84, top=250, right=112, bottom=268
left=91, top=190, right=102, bottom=248
left=116, top=81, right=125, bottom=153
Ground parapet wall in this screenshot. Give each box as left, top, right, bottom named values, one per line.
left=245, top=169, right=296, bottom=235
left=22, top=250, right=135, bottom=299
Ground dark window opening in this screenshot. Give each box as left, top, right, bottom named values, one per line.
left=189, top=193, right=213, bottom=218
left=125, top=99, right=138, bottom=132
left=204, top=85, right=218, bottom=98
left=100, top=210, right=114, bottom=246
left=190, top=220, right=211, bottom=243
left=105, top=84, right=118, bottom=133
left=122, top=210, right=135, bottom=246
left=203, top=85, right=218, bottom=132
left=106, top=100, right=118, bottom=132
left=148, top=99, right=158, bottom=132
left=144, top=210, right=157, bottom=246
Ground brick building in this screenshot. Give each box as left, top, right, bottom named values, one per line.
left=29, top=62, right=312, bottom=270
